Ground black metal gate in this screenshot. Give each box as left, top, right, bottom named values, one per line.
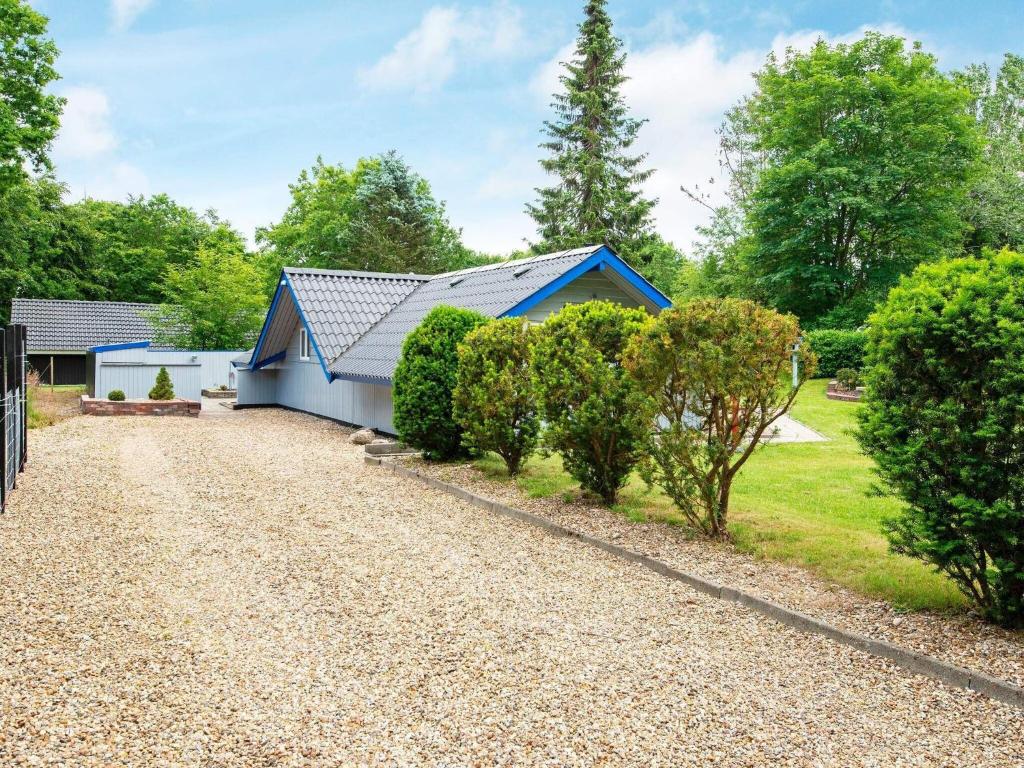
left=1, top=324, right=27, bottom=511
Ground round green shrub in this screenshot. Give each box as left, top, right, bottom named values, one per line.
left=532, top=300, right=654, bottom=504
left=148, top=366, right=175, bottom=400
left=834, top=367, right=860, bottom=391
left=857, top=249, right=1024, bottom=628
left=805, top=329, right=866, bottom=377
left=393, top=305, right=488, bottom=460
left=453, top=317, right=540, bottom=476
left=107, top=389, right=126, bottom=402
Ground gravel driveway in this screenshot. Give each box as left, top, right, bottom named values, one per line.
left=1, top=410, right=1021, bottom=767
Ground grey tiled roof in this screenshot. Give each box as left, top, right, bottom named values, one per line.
left=250, top=268, right=429, bottom=367
left=286, top=268, right=430, bottom=361
left=329, top=246, right=603, bottom=382
left=11, top=298, right=172, bottom=352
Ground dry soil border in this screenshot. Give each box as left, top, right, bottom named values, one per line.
left=366, top=454, right=1024, bottom=710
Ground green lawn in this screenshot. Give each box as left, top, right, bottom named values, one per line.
left=475, top=379, right=965, bottom=613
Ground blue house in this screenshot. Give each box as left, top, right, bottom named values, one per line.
left=235, top=245, right=671, bottom=433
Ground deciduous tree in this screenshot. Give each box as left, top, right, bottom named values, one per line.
left=624, top=299, right=814, bottom=538
left=957, top=54, right=1024, bottom=252
left=0, top=0, right=63, bottom=190
left=149, top=228, right=268, bottom=350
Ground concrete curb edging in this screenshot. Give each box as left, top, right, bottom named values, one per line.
left=365, top=454, right=1024, bottom=711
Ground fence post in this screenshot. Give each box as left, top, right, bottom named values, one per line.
left=19, top=324, right=26, bottom=473
left=1, top=326, right=7, bottom=512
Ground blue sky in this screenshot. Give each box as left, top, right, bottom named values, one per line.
left=35, top=0, right=1024, bottom=255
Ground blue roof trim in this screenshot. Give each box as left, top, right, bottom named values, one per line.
left=500, top=246, right=671, bottom=318
left=248, top=272, right=333, bottom=382
left=89, top=340, right=150, bottom=353
left=252, top=350, right=286, bottom=370
left=248, top=277, right=287, bottom=368
left=285, top=273, right=334, bottom=382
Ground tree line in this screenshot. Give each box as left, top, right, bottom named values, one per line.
left=4, top=0, right=1024, bottom=344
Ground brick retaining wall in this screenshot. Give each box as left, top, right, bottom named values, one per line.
left=80, top=396, right=200, bottom=417
left=826, top=381, right=863, bottom=402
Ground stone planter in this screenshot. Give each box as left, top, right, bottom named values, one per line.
left=80, top=395, right=200, bottom=417
left=201, top=388, right=237, bottom=399
left=826, top=381, right=864, bottom=402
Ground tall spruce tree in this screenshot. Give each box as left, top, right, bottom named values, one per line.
left=526, top=0, right=655, bottom=262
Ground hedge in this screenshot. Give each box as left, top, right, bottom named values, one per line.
left=805, top=329, right=867, bottom=377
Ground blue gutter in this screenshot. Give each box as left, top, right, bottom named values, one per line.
left=89, top=340, right=150, bottom=353
left=501, top=246, right=672, bottom=318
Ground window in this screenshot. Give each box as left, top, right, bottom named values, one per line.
left=299, top=328, right=311, bottom=360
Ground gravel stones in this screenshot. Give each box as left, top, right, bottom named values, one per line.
left=411, top=458, right=1024, bottom=692
left=1, top=410, right=1021, bottom=766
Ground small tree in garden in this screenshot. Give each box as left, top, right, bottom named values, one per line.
left=148, top=367, right=175, bottom=400
left=453, top=317, right=540, bottom=476
left=393, top=305, right=488, bottom=460
left=623, top=299, right=815, bottom=539
left=532, top=301, right=654, bottom=504
left=857, top=250, right=1024, bottom=628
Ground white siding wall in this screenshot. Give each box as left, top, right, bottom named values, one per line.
left=245, top=320, right=395, bottom=433
left=93, top=348, right=243, bottom=401
left=236, top=368, right=278, bottom=405
left=523, top=272, right=642, bottom=323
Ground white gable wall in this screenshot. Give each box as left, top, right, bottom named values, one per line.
left=521, top=271, right=643, bottom=323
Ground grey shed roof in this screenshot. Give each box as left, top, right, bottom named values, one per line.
left=329, top=246, right=605, bottom=382
left=11, top=298, right=170, bottom=352
left=250, top=268, right=429, bottom=368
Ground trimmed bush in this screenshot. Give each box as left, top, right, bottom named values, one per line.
left=453, top=317, right=540, bottom=476
left=624, top=299, right=814, bottom=538
left=532, top=301, right=654, bottom=504
left=148, top=367, right=175, bottom=400
left=834, top=367, right=860, bottom=391
left=857, top=249, right=1024, bottom=628
left=107, top=389, right=126, bottom=402
left=393, top=305, right=488, bottom=460
left=805, top=329, right=866, bottom=377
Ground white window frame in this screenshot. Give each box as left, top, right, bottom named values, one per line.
left=299, top=327, right=311, bottom=361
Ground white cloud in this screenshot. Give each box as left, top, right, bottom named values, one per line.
left=60, top=161, right=150, bottom=203
left=528, top=24, right=918, bottom=253
left=53, top=86, right=118, bottom=160
left=358, top=3, right=523, bottom=94
left=111, top=0, right=155, bottom=32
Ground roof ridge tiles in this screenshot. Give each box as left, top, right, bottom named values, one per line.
left=283, top=267, right=432, bottom=281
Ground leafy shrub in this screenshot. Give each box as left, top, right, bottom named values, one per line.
left=107, top=389, right=126, bottom=402
left=805, top=329, right=866, bottom=377
left=393, top=305, right=488, bottom=460
left=625, top=299, right=814, bottom=538
left=834, top=367, right=860, bottom=391
left=532, top=301, right=654, bottom=504
left=453, top=317, right=540, bottom=476
left=148, top=367, right=175, bottom=400
left=857, top=249, right=1024, bottom=628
